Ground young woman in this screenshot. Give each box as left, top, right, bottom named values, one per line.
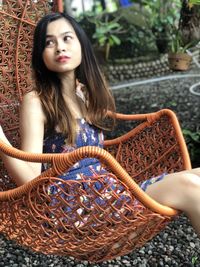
left=0, top=12, right=200, bottom=235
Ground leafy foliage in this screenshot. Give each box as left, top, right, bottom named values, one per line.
left=188, top=0, right=200, bottom=8
left=142, top=0, right=181, bottom=36
left=92, top=20, right=122, bottom=47
left=86, top=12, right=125, bottom=60
left=169, top=27, right=199, bottom=52
left=183, top=129, right=200, bottom=167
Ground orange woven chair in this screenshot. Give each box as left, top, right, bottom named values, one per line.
left=0, top=0, right=191, bottom=263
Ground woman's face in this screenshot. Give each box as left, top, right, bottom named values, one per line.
left=42, top=18, right=82, bottom=77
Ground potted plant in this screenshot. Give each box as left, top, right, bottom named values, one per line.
left=167, top=0, right=200, bottom=71
left=168, top=28, right=194, bottom=71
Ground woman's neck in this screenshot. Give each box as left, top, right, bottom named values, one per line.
left=60, top=74, right=76, bottom=98
left=59, top=74, right=84, bottom=119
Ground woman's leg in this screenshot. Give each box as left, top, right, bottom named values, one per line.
left=145, top=168, right=200, bottom=236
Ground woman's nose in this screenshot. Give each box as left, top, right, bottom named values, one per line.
left=56, top=40, right=66, bottom=54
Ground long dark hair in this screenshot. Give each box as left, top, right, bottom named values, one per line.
left=32, top=12, right=115, bottom=144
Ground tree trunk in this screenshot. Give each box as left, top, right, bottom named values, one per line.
left=100, top=0, right=106, bottom=10
left=179, top=0, right=200, bottom=44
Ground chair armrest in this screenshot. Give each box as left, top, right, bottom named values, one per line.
left=0, top=140, right=178, bottom=216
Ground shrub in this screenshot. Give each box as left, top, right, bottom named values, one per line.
left=183, top=129, right=200, bottom=167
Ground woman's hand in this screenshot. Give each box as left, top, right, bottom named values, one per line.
left=0, top=125, right=9, bottom=144
left=0, top=124, right=3, bottom=134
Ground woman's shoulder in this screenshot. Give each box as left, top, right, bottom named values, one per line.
left=22, top=90, right=40, bottom=102
left=22, top=90, right=42, bottom=109
left=21, top=90, right=46, bottom=121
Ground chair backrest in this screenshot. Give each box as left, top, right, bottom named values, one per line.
left=0, top=0, right=62, bottom=189
left=0, top=0, right=63, bottom=132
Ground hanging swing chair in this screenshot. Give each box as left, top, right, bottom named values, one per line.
left=0, top=0, right=191, bottom=263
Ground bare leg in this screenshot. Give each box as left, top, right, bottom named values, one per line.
left=145, top=168, right=200, bottom=236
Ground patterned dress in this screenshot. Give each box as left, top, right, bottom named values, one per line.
left=43, top=118, right=105, bottom=180
left=43, top=118, right=165, bottom=227
left=43, top=119, right=134, bottom=227
left=43, top=118, right=165, bottom=191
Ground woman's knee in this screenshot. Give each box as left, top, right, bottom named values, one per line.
left=179, top=173, right=200, bottom=189
left=192, top=167, right=200, bottom=175
left=175, top=173, right=200, bottom=212
left=145, top=172, right=200, bottom=210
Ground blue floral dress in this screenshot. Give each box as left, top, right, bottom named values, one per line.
left=43, top=118, right=105, bottom=180
left=43, top=119, right=165, bottom=227
left=43, top=119, right=134, bottom=227
left=43, top=118, right=164, bottom=189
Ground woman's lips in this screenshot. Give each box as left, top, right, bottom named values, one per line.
left=56, top=56, right=70, bottom=62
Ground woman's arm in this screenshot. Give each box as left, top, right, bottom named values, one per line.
left=0, top=91, right=45, bottom=186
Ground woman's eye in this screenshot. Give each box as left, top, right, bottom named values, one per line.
left=45, top=39, right=55, bottom=47
left=64, top=36, right=72, bottom=42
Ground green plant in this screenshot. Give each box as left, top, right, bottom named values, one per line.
left=88, top=12, right=125, bottom=60
left=78, top=6, right=156, bottom=60
left=104, top=5, right=157, bottom=58
left=125, top=26, right=155, bottom=50
left=141, top=0, right=182, bottom=53
left=169, top=27, right=197, bottom=52
left=188, top=0, right=200, bottom=8
left=183, top=128, right=200, bottom=167
left=192, top=255, right=198, bottom=265
left=143, top=0, right=181, bottom=31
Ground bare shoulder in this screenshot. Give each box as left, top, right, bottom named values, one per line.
left=22, top=91, right=41, bottom=107
left=20, top=91, right=45, bottom=152
left=21, top=91, right=45, bottom=122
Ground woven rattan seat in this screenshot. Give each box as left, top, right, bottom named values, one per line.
left=0, top=0, right=191, bottom=263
